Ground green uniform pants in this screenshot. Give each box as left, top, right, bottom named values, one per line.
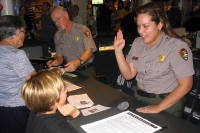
left=76, top=66, right=96, bottom=79
left=134, top=89, right=185, bottom=117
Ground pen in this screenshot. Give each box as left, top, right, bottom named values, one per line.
left=57, top=65, right=65, bottom=68
left=160, top=126, right=168, bottom=131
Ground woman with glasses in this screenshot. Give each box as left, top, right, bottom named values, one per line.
left=114, top=2, right=194, bottom=117
left=0, top=15, right=36, bottom=133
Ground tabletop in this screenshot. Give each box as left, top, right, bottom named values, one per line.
left=64, top=73, right=200, bottom=133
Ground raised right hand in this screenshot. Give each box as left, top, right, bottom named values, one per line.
left=114, top=30, right=125, bottom=52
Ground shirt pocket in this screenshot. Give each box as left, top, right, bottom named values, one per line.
left=59, top=44, right=68, bottom=56
left=75, top=40, right=85, bottom=57
left=153, top=61, right=170, bottom=82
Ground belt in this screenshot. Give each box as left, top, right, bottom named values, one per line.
left=77, top=63, right=93, bottom=71
left=136, top=88, right=170, bottom=98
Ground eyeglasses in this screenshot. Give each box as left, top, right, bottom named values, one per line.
left=53, top=13, right=66, bottom=24
left=20, top=29, right=26, bottom=34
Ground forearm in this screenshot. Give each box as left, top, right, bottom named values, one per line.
left=71, top=110, right=80, bottom=118
left=115, top=52, right=136, bottom=80
left=79, top=48, right=92, bottom=63
left=157, top=77, right=193, bottom=112
left=25, top=70, right=36, bottom=80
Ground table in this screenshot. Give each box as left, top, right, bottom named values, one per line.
left=64, top=73, right=200, bottom=133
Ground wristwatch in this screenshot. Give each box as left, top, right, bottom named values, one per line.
left=78, top=58, right=84, bottom=65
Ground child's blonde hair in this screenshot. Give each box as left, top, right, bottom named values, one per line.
left=21, top=70, right=66, bottom=113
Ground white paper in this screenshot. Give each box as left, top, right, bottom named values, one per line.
left=81, top=105, right=111, bottom=116
left=67, top=94, right=94, bottom=109
left=81, top=111, right=162, bottom=133
left=65, top=80, right=82, bottom=92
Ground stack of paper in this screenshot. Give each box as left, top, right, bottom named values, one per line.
left=192, top=112, right=200, bottom=120
left=67, top=94, right=94, bottom=109
left=81, top=105, right=111, bottom=116
left=81, top=111, right=162, bottom=133
left=65, top=80, right=81, bottom=92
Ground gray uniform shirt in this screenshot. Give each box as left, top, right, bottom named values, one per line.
left=54, top=22, right=97, bottom=65
left=126, top=33, right=194, bottom=94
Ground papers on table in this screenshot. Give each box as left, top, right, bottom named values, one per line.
left=65, top=80, right=82, bottom=92
left=67, top=94, right=94, bottom=109
left=81, top=104, right=111, bottom=116
left=81, top=111, right=162, bottom=133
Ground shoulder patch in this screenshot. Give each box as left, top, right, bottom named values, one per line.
left=84, top=30, right=90, bottom=38
left=179, top=48, right=188, bottom=61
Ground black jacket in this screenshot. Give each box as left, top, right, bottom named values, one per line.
left=26, top=112, right=76, bottom=133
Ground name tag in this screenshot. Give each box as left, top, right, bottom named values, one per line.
left=132, top=56, right=138, bottom=60
left=58, top=42, right=64, bottom=45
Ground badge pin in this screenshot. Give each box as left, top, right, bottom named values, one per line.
left=179, top=48, right=188, bottom=61
left=158, top=54, right=165, bottom=62
left=75, top=36, right=79, bottom=41
left=132, top=56, right=138, bottom=60
left=84, top=30, right=90, bottom=38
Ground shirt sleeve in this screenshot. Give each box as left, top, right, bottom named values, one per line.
left=169, top=40, right=195, bottom=78
left=13, top=50, right=35, bottom=78
left=82, top=25, right=97, bottom=52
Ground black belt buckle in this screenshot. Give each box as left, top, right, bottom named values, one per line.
left=137, top=88, right=170, bottom=98
left=137, top=89, right=156, bottom=98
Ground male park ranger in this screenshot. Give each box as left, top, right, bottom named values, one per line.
left=47, top=6, right=97, bottom=78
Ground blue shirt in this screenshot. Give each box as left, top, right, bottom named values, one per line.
left=0, top=46, right=35, bottom=107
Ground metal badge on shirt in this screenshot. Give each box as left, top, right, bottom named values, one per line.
left=84, top=30, right=90, bottom=38
left=179, top=48, right=188, bottom=61
left=158, top=54, right=165, bottom=62
left=75, top=36, right=79, bottom=41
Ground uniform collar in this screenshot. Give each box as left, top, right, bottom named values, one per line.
left=64, top=21, right=72, bottom=35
